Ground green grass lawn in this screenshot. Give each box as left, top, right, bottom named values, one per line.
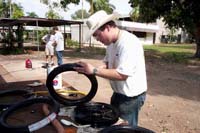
left=144, top=44, right=195, bottom=54
left=61, top=43, right=200, bottom=65
left=143, top=44, right=199, bottom=64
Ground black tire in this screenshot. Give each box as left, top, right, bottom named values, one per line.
left=46, top=63, right=98, bottom=106
left=0, top=96, right=60, bottom=133
left=74, top=102, right=119, bottom=128
left=99, top=125, right=155, bottom=133
left=0, top=89, right=33, bottom=110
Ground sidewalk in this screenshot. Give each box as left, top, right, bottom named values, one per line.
left=0, top=59, right=46, bottom=83
left=0, top=54, right=112, bottom=103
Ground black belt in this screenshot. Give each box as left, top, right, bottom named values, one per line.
left=130, top=92, right=146, bottom=99
left=114, top=92, right=146, bottom=100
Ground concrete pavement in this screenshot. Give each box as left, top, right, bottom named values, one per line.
left=0, top=54, right=113, bottom=103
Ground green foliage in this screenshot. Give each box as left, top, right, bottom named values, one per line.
left=0, top=1, right=24, bottom=18
left=128, top=0, right=200, bottom=35
left=45, top=8, right=63, bottom=19
left=130, top=6, right=139, bottom=21
left=0, top=0, right=10, bottom=17
left=71, top=9, right=90, bottom=20
left=86, top=0, right=115, bottom=14
left=40, top=0, right=64, bottom=18
left=11, top=3, right=24, bottom=18
left=60, top=0, right=80, bottom=8
left=59, top=0, right=115, bottom=14
left=66, top=39, right=79, bottom=48
left=129, top=0, right=200, bottom=57
left=26, top=12, right=39, bottom=18
left=0, top=47, right=24, bottom=55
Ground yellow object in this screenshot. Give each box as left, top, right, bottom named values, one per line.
left=33, top=89, right=86, bottom=96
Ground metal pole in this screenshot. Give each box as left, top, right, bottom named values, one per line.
left=9, top=0, right=12, bottom=18
left=36, top=20, right=39, bottom=54
left=81, top=0, right=84, bottom=50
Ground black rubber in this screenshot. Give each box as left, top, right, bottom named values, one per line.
left=0, top=89, right=33, bottom=110
left=74, top=102, right=119, bottom=128
left=0, top=96, right=60, bottom=133
left=46, top=63, right=98, bottom=106
left=99, top=125, right=155, bottom=133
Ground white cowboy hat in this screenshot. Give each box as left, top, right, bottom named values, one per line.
left=85, top=10, right=119, bottom=41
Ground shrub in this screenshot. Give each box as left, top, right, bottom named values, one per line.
left=66, top=39, right=79, bottom=48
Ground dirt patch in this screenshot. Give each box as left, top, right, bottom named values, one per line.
left=140, top=57, right=200, bottom=133
left=0, top=49, right=200, bottom=133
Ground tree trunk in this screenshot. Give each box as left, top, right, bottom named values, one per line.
left=194, top=25, right=200, bottom=58
left=194, top=42, right=200, bottom=58
left=17, top=25, right=24, bottom=48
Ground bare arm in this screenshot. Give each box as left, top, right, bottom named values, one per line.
left=42, top=104, right=65, bottom=133
left=74, top=61, right=128, bottom=80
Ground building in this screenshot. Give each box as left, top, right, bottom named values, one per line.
left=70, top=15, right=191, bottom=46
left=71, top=16, right=159, bottom=46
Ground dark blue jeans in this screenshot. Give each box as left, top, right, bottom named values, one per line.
left=111, top=92, right=146, bottom=127
left=56, top=51, right=63, bottom=66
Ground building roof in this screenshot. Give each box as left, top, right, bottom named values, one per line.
left=116, top=20, right=159, bottom=33
left=0, top=17, right=83, bottom=27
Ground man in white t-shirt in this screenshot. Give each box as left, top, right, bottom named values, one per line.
left=52, top=26, right=64, bottom=66
left=74, top=10, right=147, bottom=127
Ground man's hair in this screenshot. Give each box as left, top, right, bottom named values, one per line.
left=99, top=21, right=117, bottom=31
left=53, top=26, right=58, bottom=31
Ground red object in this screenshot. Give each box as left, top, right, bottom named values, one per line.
left=53, top=80, right=58, bottom=86
left=25, top=59, right=32, bottom=68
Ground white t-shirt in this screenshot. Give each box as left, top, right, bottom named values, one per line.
left=104, top=30, right=147, bottom=97
left=47, top=35, right=55, bottom=47
left=54, top=31, right=64, bottom=51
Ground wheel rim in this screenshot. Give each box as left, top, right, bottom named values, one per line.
left=74, top=102, right=119, bottom=128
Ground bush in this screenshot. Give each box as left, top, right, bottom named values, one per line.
left=0, top=47, right=24, bottom=55
left=66, top=39, right=79, bottom=48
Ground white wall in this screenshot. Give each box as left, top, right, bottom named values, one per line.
left=139, top=33, right=154, bottom=45
left=71, top=21, right=159, bottom=45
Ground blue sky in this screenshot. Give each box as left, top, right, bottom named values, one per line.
left=12, top=0, right=132, bottom=20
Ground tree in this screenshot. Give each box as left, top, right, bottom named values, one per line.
left=60, top=0, right=115, bottom=14
left=45, top=8, right=63, bottom=19
left=40, top=0, right=63, bottom=19
left=0, top=0, right=24, bottom=18
left=85, top=0, right=115, bottom=14
left=0, top=1, right=25, bottom=51
left=71, top=9, right=90, bottom=20
left=11, top=3, right=24, bottom=19
left=129, top=0, right=200, bottom=58
left=59, top=0, right=79, bottom=8
left=26, top=12, right=39, bottom=18
left=0, top=0, right=9, bottom=17
left=130, top=6, right=139, bottom=21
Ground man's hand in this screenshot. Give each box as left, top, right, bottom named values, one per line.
left=52, top=41, right=57, bottom=46
left=74, top=61, right=95, bottom=75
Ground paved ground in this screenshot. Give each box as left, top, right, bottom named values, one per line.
left=0, top=53, right=112, bottom=103
left=0, top=52, right=113, bottom=133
